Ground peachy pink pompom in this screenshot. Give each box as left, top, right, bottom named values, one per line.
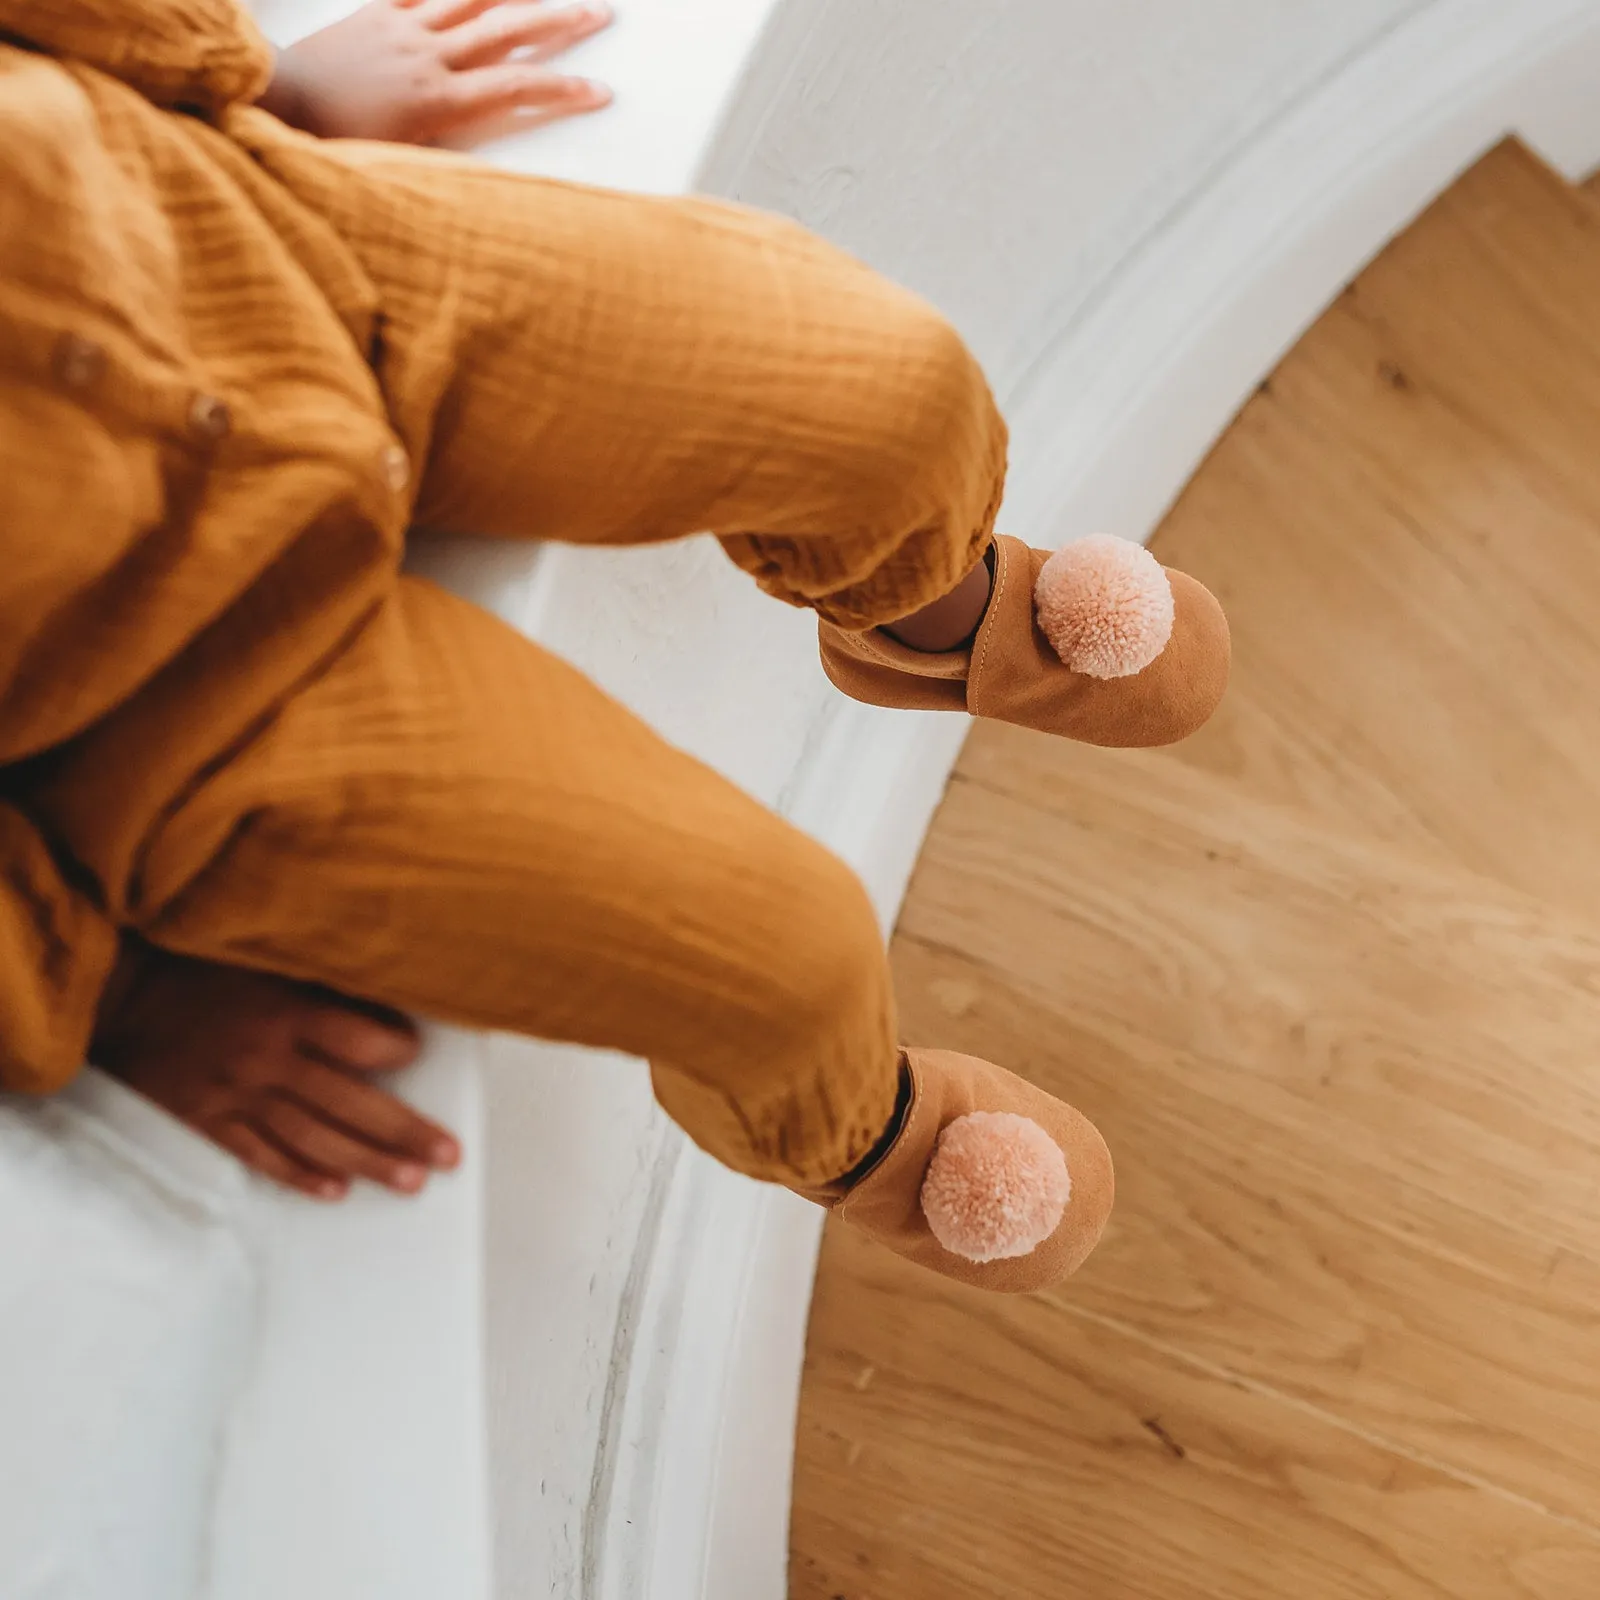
left=1034, top=533, right=1175, bottom=678
left=920, top=1111, right=1070, bottom=1263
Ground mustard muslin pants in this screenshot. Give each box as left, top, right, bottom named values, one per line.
left=127, top=149, right=1008, bottom=1189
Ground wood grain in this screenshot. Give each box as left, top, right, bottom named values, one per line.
left=792, top=141, right=1600, bottom=1597
left=1155, top=141, right=1600, bottom=918
left=795, top=1229, right=1600, bottom=1600
left=899, top=742, right=1600, bottom=1522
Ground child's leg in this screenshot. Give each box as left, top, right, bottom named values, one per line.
left=271, top=146, right=1224, bottom=747
left=131, top=576, right=900, bottom=1189
left=268, top=140, right=1008, bottom=630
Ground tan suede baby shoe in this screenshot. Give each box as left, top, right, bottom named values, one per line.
left=800, top=1048, right=1114, bottom=1293
left=820, top=533, right=1229, bottom=747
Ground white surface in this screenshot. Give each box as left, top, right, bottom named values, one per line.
left=0, top=1076, right=251, bottom=1600
left=0, top=1045, right=488, bottom=1600
left=204, top=1033, right=489, bottom=1600
left=15, top=4, right=1600, bottom=1600
left=253, top=0, right=783, bottom=195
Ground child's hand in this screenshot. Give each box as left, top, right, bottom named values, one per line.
left=92, top=940, right=460, bottom=1201
left=261, top=0, right=614, bottom=146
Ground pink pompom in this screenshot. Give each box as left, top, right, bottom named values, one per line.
left=920, top=1112, right=1071, bottom=1263
left=1034, top=534, right=1175, bottom=678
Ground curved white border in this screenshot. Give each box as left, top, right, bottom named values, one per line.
left=1003, top=0, right=1600, bottom=546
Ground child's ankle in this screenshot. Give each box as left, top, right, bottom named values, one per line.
left=831, top=1062, right=913, bottom=1189
left=879, top=543, right=996, bottom=654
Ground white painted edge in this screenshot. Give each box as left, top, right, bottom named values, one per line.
left=586, top=702, right=969, bottom=1600
left=1002, top=0, right=1600, bottom=547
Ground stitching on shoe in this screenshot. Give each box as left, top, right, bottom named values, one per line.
left=859, top=631, right=909, bottom=668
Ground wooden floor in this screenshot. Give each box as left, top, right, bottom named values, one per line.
left=790, top=142, right=1600, bottom=1600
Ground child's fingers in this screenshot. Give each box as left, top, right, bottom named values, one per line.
left=437, top=64, right=610, bottom=135
left=282, top=1055, right=461, bottom=1169
left=253, top=1095, right=431, bottom=1194
left=411, top=0, right=510, bottom=31
left=211, top=1115, right=349, bottom=1201
left=441, top=0, right=612, bottom=70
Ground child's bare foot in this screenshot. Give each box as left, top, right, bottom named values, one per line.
left=91, top=939, right=459, bottom=1201
left=261, top=0, right=614, bottom=146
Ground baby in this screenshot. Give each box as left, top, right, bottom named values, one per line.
left=2, top=0, right=1226, bottom=1291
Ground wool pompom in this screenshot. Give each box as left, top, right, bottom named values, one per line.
left=920, top=1112, right=1070, bottom=1263
left=1034, top=534, right=1175, bottom=678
